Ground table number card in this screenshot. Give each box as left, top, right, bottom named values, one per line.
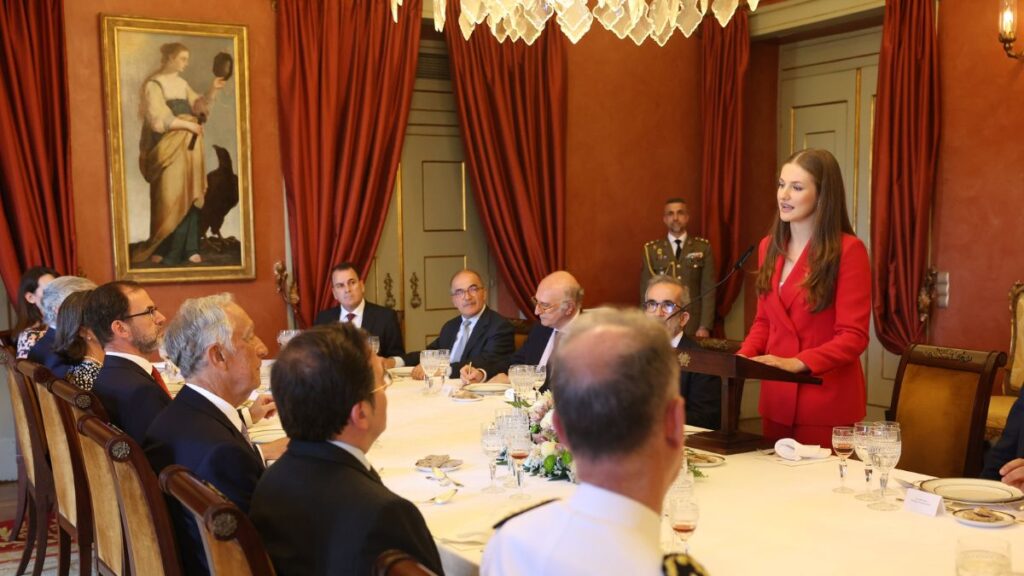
left=903, top=488, right=944, bottom=516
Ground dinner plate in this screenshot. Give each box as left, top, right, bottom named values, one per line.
left=919, top=478, right=1024, bottom=504
left=450, top=395, right=483, bottom=403
left=952, top=508, right=1016, bottom=528
left=687, top=452, right=725, bottom=468
left=415, top=463, right=462, bottom=473
left=388, top=366, right=416, bottom=378
left=464, top=383, right=512, bottom=395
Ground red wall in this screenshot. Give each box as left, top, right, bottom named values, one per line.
left=930, top=0, right=1024, bottom=352
left=564, top=27, right=704, bottom=307
left=64, top=0, right=288, bottom=349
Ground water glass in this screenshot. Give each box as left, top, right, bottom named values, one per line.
left=853, top=421, right=879, bottom=501
left=367, top=335, right=380, bottom=355
left=480, top=423, right=505, bottom=494
left=420, top=350, right=440, bottom=395
left=277, top=329, right=301, bottom=348
left=532, top=364, right=547, bottom=394
left=509, top=364, right=536, bottom=402
left=956, top=537, right=1011, bottom=576
left=867, top=425, right=902, bottom=511
left=831, top=426, right=855, bottom=494
left=434, top=349, right=451, bottom=380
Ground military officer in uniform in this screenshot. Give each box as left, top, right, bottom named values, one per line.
left=641, top=198, right=715, bottom=337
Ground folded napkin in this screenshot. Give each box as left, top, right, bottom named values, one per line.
left=774, top=438, right=831, bottom=461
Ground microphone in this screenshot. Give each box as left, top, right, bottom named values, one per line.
left=666, top=244, right=756, bottom=321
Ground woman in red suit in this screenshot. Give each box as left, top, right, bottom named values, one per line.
left=738, top=149, right=870, bottom=446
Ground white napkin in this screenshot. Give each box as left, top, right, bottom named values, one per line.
left=774, top=438, right=831, bottom=461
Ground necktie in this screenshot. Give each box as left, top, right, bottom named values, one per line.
left=450, top=319, right=472, bottom=363
left=345, top=312, right=356, bottom=323
left=150, top=367, right=171, bottom=397
left=675, top=239, right=683, bottom=261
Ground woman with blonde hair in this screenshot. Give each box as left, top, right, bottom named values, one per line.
left=738, top=149, right=871, bottom=446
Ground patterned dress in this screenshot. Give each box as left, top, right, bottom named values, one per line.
left=68, top=357, right=102, bottom=391
left=16, top=326, right=47, bottom=359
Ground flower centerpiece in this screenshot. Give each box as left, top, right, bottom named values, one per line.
left=507, top=391, right=574, bottom=481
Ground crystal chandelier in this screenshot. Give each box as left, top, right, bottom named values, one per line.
left=392, top=0, right=758, bottom=46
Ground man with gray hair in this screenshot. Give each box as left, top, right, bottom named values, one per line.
left=27, top=275, right=97, bottom=376
left=144, top=293, right=282, bottom=576
left=482, top=308, right=706, bottom=575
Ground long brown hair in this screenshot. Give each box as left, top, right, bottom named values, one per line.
left=755, top=149, right=854, bottom=312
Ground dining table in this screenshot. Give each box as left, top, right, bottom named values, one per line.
left=245, top=370, right=1024, bottom=576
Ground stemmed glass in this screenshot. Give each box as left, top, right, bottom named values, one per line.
left=277, top=329, right=300, bottom=349
left=480, top=423, right=505, bottom=494
left=367, top=335, right=380, bottom=355
left=531, top=364, right=547, bottom=397
left=667, top=496, right=700, bottom=554
left=508, top=365, right=535, bottom=403
left=435, top=349, right=451, bottom=382
left=853, top=421, right=879, bottom=501
left=419, top=350, right=440, bottom=395
left=831, top=426, right=855, bottom=494
left=867, top=425, right=902, bottom=511
left=507, top=435, right=532, bottom=500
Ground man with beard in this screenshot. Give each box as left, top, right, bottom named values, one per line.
left=85, top=281, right=171, bottom=444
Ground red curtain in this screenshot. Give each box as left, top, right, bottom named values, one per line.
left=277, top=0, right=421, bottom=327
left=871, top=0, right=939, bottom=354
left=0, top=0, right=77, bottom=301
left=443, top=4, right=567, bottom=315
left=699, top=11, right=749, bottom=334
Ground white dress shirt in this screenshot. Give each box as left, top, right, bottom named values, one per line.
left=481, top=483, right=663, bottom=576
left=184, top=383, right=244, bottom=433
left=669, top=231, right=688, bottom=259
left=105, top=351, right=155, bottom=375
left=538, top=312, right=578, bottom=367
left=339, top=299, right=367, bottom=327
left=328, top=439, right=373, bottom=471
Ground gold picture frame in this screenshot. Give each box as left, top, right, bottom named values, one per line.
left=101, top=15, right=254, bottom=282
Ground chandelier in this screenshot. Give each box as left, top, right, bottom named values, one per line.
left=391, top=0, right=758, bottom=46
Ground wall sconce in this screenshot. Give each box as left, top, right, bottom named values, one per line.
left=1000, top=0, right=1024, bottom=58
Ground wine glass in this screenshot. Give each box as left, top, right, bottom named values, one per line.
left=867, top=425, right=902, bottom=511
left=667, top=496, right=700, bottom=554
left=509, top=364, right=535, bottom=403
left=434, top=349, right=451, bottom=382
left=507, top=435, right=533, bottom=500
left=277, top=329, right=300, bottom=349
left=531, top=364, right=547, bottom=397
left=480, top=423, right=505, bottom=494
left=367, top=335, right=380, bottom=355
left=853, top=421, right=879, bottom=501
left=831, top=426, right=855, bottom=494
left=419, top=350, right=439, bottom=395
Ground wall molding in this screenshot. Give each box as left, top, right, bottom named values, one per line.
left=750, top=0, right=884, bottom=39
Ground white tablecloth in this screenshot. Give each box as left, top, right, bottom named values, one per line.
left=249, top=377, right=1024, bottom=576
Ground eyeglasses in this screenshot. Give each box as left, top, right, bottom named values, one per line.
left=451, top=284, right=483, bottom=298
left=122, top=305, right=160, bottom=321
left=370, top=372, right=393, bottom=395
left=642, top=300, right=681, bottom=314
left=532, top=297, right=568, bottom=313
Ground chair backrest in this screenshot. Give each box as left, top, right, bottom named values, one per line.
left=1006, top=281, right=1024, bottom=396
left=9, top=356, right=51, bottom=494
left=79, top=415, right=182, bottom=576
left=373, top=550, right=439, bottom=576
left=33, top=370, right=89, bottom=529
left=159, top=465, right=275, bottom=576
left=52, top=380, right=124, bottom=576
left=0, top=329, right=15, bottom=348
left=890, top=344, right=1007, bottom=478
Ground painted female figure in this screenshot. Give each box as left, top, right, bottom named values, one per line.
left=131, top=42, right=225, bottom=266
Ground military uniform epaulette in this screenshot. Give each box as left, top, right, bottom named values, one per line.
left=645, top=239, right=663, bottom=247
left=662, top=553, right=709, bottom=576
left=492, top=498, right=558, bottom=529
left=692, top=236, right=710, bottom=245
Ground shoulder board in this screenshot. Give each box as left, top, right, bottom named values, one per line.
left=492, top=498, right=558, bottom=529
left=662, top=553, right=710, bottom=576
left=645, top=239, right=663, bottom=247
left=692, top=237, right=709, bottom=244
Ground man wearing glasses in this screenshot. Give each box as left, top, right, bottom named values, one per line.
left=643, top=275, right=721, bottom=430
left=400, top=269, right=514, bottom=381
left=85, top=281, right=172, bottom=444
left=464, top=271, right=583, bottom=385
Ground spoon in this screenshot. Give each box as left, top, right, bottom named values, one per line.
left=432, top=467, right=465, bottom=487
left=419, top=488, right=458, bottom=505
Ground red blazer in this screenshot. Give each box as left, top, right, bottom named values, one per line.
left=738, top=233, right=870, bottom=427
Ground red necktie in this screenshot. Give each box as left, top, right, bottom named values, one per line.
left=151, top=368, right=171, bottom=397
left=346, top=313, right=356, bottom=323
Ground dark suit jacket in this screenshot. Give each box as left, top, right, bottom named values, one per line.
left=144, top=385, right=266, bottom=576
left=403, top=307, right=514, bottom=378
left=509, top=323, right=554, bottom=367
left=251, top=441, right=443, bottom=576
left=677, top=337, right=722, bottom=430
left=26, top=329, right=75, bottom=379
left=315, top=301, right=405, bottom=358
left=982, top=390, right=1024, bottom=480
left=92, top=355, right=170, bottom=444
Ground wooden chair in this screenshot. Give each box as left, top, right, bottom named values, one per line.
left=505, top=316, right=533, bottom=350
left=9, top=359, right=55, bottom=576
left=0, top=329, right=16, bottom=347
left=49, top=378, right=125, bottom=576
left=158, top=465, right=275, bottom=576
left=32, top=369, right=94, bottom=576
left=889, top=344, right=1006, bottom=478
left=0, top=345, right=29, bottom=544
left=78, top=415, right=183, bottom=576
left=986, top=281, right=1024, bottom=442
left=373, top=550, right=439, bottom=576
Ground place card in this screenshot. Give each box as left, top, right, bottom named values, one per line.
left=903, top=488, right=944, bottom=516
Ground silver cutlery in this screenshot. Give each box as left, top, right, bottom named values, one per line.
left=431, top=466, right=465, bottom=487
left=418, top=488, right=458, bottom=505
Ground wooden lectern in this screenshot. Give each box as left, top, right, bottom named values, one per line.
left=680, top=347, right=822, bottom=454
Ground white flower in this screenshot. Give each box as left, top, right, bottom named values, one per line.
left=540, top=441, right=557, bottom=457
left=540, top=409, right=554, bottom=430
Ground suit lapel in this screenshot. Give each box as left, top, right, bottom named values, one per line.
left=178, top=386, right=261, bottom=464
left=106, top=355, right=155, bottom=381
left=778, top=244, right=810, bottom=311
left=361, top=304, right=380, bottom=334
left=462, top=309, right=492, bottom=356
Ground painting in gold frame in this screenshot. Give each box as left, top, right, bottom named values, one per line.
left=102, top=15, right=254, bottom=282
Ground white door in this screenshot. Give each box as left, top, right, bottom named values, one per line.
left=365, top=37, right=495, bottom=351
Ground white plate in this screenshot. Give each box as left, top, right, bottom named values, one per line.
left=416, top=463, right=462, bottom=473
left=388, top=366, right=416, bottom=378
left=952, top=508, right=1016, bottom=528
left=687, top=452, right=725, bottom=468
left=464, top=383, right=512, bottom=395
left=450, top=395, right=483, bottom=403
left=919, top=478, right=1024, bottom=504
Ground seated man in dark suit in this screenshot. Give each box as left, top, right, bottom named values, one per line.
left=401, top=269, right=514, bottom=380
left=643, top=275, right=721, bottom=430
left=462, top=270, right=583, bottom=385
left=251, top=323, right=444, bottom=575
left=314, top=262, right=405, bottom=361
left=84, top=281, right=171, bottom=443
left=29, top=275, right=97, bottom=378
left=144, top=293, right=285, bottom=576
left=982, top=390, right=1024, bottom=490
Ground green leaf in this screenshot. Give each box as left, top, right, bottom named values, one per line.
left=543, top=454, right=556, bottom=474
